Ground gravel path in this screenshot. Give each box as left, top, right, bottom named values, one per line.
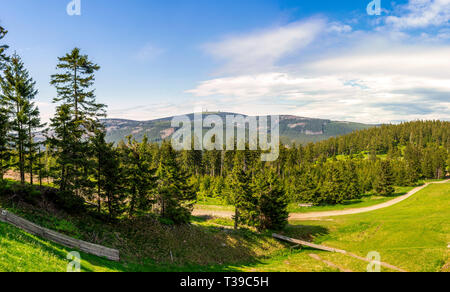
left=193, top=180, right=450, bottom=220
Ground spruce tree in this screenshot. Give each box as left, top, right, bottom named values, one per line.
left=0, top=26, right=8, bottom=182
left=225, top=152, right=251, bottom=230
left=0, top=108, right=9, bottom=182
left=376, top=160, right=395, bottom=196
left=91, top=128, right=124, bottom=217
left=49, top=48, right=105, bottom=196
left=0, top=54, right=39, bottom=184
left=154, top=141, right=195, bottom=224
left=25, top=98, right=45, bottom=185
left=119, top=136, right=155, bottom=216
left=0, top=25, right=8, bottom=70
left=250, top=168, right=288, bottom=231
left=50, top=48, right=105, bottom=123
left=47, top=104, right=82, bottom=192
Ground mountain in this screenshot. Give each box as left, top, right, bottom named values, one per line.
left=103, top=112, right=376, bottom=145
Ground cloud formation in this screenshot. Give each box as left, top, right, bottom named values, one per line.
left=203, top=18, right=326, bottom=74
left=186, top=0, right=450, bottom=124
left=386, top=0, right=450, bottom=29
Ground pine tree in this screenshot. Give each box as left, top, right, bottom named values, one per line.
left=0, top=26, right=9, bottom=182
left=119, top=136, right=155, bottom=216
left=91, top=128, right=124, bottom=217
left=343, top=160, right=361, bottom=200
left=50, top=48, right=105, bottom=123
left=0, top=25, right=8, bottom=70
left=25, top=98, right=45, bottom=185
left=375, top=160, right=395, bottom=196
left=319, top=162, right=346, bottom=204
left=47, top=104, right=82, bottom=192
left=49, top=48, right=106, bottom=196
left=225, top=152, right=251, bottom=229
left=0, top=108, right=9, bottom=182
left=404, top=144, right=421, bottom=184
left=154, top=141, right=196, bottom=224
left=250, top=168, right=288, bottom=231
left=0, top=54, right=39, bottom=184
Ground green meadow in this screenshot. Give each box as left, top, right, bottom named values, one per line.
left=1, top=182, right=448, bottom=272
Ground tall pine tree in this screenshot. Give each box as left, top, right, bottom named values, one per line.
left=0, top=54, right=39, bottom=184
left=154, top=141, right=195, bottom=224
left=250, top=168, right=288, bottom=231
left=49, top=48, right=105, bottom=196
left=0, top=26, right=9, bottom=182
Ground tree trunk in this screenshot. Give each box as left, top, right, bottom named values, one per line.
left=234, top=207, right=240, bottom=230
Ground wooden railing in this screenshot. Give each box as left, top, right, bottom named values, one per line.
left=0, top=208, right=120, bottom=262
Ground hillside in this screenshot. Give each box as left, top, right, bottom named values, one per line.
left=1, top=180, right=448, bottom=272
left=103, top=113, right=375, bottom=145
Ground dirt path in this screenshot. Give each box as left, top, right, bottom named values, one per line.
left=193, top=179, right=450, bottom=220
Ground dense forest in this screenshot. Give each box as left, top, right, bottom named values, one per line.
left=1, top=25, right=449, bottom=232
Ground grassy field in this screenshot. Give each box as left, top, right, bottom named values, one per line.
left=283, top=182, right=450, bottom=272
left=196, top=186, right=415, bottom=214
left=0, top=181, right=448, bottom=272
left=0, top=222, right=125, bottom=272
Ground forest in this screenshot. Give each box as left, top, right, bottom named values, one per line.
left=1, top=24, right=449, bottom=232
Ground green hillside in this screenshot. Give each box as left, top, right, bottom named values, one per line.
left=1, top=181, right=448, bottom=272
left=103, top=113, right=375, bottom=145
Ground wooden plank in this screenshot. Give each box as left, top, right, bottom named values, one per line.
left=273, top=233, right=347, bottom=253
left=273, top=233, right=407, bottom=272
left=0, top=208, right=120, bottom=262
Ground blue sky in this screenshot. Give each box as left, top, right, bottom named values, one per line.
left=1, top=0, right=449, bottom=123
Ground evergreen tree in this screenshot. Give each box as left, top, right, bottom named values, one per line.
left=404, top=144, right=422, bottom=184
left=225, top=152, right=251, bottom=229
left=91, top=128, right=124, bottom=217
left=0, top=26, right=10, bottom=182
left=342, top=160, right=361, bottom=200
left=47, top=104, right=82, bottom=192
left=154, top=141, right=196, bottom=224
left=319, top=162, right=346, bottom=204
left=0, top=25, right=8, bottom=70
left=49, top=48, right=105, bottom=196
left=0, top=54, right=39, bottom=184
left=375, top=160, right=395, bottom=196
left=25, top=98, right=45, bottom=185
left=50, top=48, right=105, bottom=123
left=250, top=169, right=288, bottom=231
left=0, top=107, right=9, bottom=181
left=119, top=136, right=155, bottom=216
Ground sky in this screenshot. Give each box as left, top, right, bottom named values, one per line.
left=0, top=0, right=449, bottom=124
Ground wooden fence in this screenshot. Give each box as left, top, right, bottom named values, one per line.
left=0, top=208, right=120, bottom=262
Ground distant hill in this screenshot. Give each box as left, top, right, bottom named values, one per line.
left=103, top=112, right=375, bottom=145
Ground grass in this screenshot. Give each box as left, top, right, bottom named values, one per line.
left=288, top=186, right=414, bottom=213
left=283, top=182, right=450, bottom=272
left=0, top=181, right=296, bottom=272
left=195, top=186, right=416, bottom=214
left=1, top=180, right=448, bottom=272
left=0, top=222, right=126, bottom=272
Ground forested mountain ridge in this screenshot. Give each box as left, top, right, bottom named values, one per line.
left=103, top=113, right=375, bottom=145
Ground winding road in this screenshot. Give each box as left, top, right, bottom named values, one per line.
left=192, top=179, right=450, bottom=220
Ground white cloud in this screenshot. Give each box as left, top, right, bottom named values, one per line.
left=386, top=0, right=450, bottom=29
left=183, top=2, right=450, bottom=124
left=187, top=44, right=450, bottom=123
left=203, top=18, right=326, bottom=74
